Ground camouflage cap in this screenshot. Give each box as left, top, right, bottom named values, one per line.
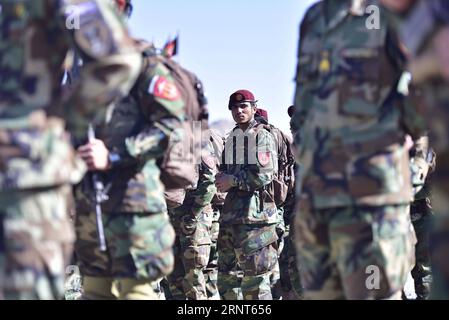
left=228, top=89, right=258, bottom=109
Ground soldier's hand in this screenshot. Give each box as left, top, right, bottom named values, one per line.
left=77, top=139, right=110, bottom=171
left=215, top=173, right=235, bottom=192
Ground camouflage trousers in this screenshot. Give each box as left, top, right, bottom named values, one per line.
left=204, top=208, right=220, bottom=300
left=270, top=209, right=286, bottom=300
left=218, top=223, right=279, bottom=300
left=0, top=185, right=74, bottom=300
left=278, top=223, right=303, bottom=300
left=410, top=198, right=434, bottom=299
left=166, top=209, right=212, bottom=300
left=295, top=203, right=416, bottom=300
left=74, top=210, right=175, bottom=300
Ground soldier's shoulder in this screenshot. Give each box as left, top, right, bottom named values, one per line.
left=139, top=49, right=174, bottom=80
left=302, top=1, right=324, bottom=26
left=252, top=124, right=276, bottom=142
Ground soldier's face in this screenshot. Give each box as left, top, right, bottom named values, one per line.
left=231, top=102, right=256, bottom=124
left=380, top=0, right=416, bottom=13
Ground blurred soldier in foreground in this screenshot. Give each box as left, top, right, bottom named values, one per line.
left=0, top=0, right=141, bottom=299
left=216, top=90, right=278, bottom=300
left=73, top=0, right=183, bottom=299
left=292, top=0, right=425, bottom=299
left=381, top=0, right=449, bottom=299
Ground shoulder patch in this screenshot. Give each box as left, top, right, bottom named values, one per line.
left=148, top=75, right=181, bottom=101
left=257, top=151, right=271, bottom=167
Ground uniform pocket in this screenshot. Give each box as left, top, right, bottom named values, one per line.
left=337, top=48, right=381, bottom=118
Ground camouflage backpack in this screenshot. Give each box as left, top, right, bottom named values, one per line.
left=155, top=55, right=209, bottom=207
left=256, top=123, right=295, bottom=207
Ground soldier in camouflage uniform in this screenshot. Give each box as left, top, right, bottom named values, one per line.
left=216, top=90, right=279, bottom=300
left=292, top=0, right=425, bottom=299
left=205, top=175, right=225, bottom=299
left=275, top=105, right=303, bottom=300
left=381, top=0, right=449, bottom=299
left=0, top=0, right=141, bottom=299
left=166, top=135, right=218, bottom=300
left=72, top=1, right=185, bottom=300
left=203, top=128, right=225, bottom=300
left=254, top=108, right=292, bottom=300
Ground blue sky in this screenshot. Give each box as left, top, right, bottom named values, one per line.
left=129, top=0, right=317, bottom=133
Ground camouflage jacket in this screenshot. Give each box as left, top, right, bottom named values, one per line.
left=75, top=43, right=185, bottom=214
left=292, top=0, right=425, bottom=209
left=0, top=0, right=141, bottom=191
left=220, top=120, right=278, bottom=225
left=172, top=138, right=218, bottom=217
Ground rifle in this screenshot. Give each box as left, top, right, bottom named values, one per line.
left=87, top=124, right=108, bottom=252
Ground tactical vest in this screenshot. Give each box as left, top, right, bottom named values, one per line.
left=220, top=121, right=278, bottom=225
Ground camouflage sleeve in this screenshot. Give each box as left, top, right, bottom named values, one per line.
left=384, top=21, right=428, bottom=139
left=124, top=60, right=185, bottom=160
left=189, top=141, right=218, bottom=216
left=234, top=129, right=276, bottom=192
left=292, top=6, right=317, bottom=158
left=400, top=82, right=428, bottom=139
left=61, top=0, right=142, bottom=140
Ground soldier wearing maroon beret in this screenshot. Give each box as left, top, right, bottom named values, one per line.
left=216, top=89, right=279, bottom=300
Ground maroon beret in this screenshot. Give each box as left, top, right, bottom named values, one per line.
left=228, top=89, right=258, bottom=109
left=255, top=108, right=269, bottom=122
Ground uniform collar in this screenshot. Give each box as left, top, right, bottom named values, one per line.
left=234, top=119, right=258, bottom=133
